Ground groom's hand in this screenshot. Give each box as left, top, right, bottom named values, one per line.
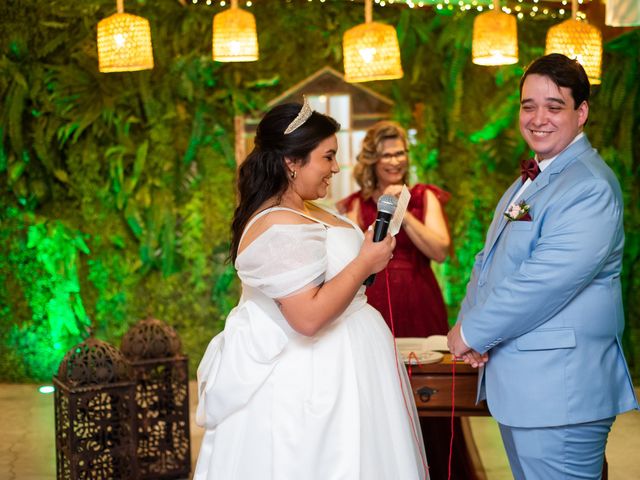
left=461, top=350, right=489, bottom=369
left=447, top=323, right=470, bottom=357
left=447, top=324, right=489, bottom=368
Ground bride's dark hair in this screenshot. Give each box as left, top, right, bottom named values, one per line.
left=230, top=102, right=340, bottom=262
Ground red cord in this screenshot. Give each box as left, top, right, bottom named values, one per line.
left=406, top=352, right=420, bottom=380
left=448, top=360, right=456, bottom=480
left=385, top=268, right=429, bottom=480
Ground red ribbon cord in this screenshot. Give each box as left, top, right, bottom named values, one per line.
left=448, top=360, right=456, bottom=480
left=406, top=351, right=421, bottom=380
left=384, top=268, right=429, bottom=479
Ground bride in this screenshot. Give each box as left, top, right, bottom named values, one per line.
left=194, top=99, right=428, bottom=479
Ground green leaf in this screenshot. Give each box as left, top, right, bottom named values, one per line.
left=125, top=204, right=145, bottom=239
left=245, top=76, right=280, bottom=89
left=53, top=168, right=70, bottom=183
left=125, top=140, right=148, bottom=194
left=7, top=160, right=26, bottom=185
left=7, top=81, right=27, bottom=155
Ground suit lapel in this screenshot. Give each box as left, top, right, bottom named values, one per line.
left=482, top=180, right=521, bottom=261
left=481, top=135, right=594, bottom=267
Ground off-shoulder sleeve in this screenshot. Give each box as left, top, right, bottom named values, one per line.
left=235, top=224, right=328, bottom=299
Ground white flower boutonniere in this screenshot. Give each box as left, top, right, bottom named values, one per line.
left=504, top=199, right=532, bottom=222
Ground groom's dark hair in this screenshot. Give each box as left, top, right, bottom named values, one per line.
left=520, top=53, right=590, bottom=110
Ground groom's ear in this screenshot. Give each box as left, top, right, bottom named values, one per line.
left=577, top=101, right=589, bottom=128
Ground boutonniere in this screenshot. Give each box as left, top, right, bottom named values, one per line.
left=504, top=199, right=531, bottom=222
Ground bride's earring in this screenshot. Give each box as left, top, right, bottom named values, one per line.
left=290, top=170, right=297, bottom=179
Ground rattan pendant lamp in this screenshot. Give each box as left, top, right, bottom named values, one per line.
left=97, top=0, right=154, bottom=73
left=472, top=0, right=518, bottom=66
left=342, top=0, right=403, bottom=83
left=212, top=0, right=259, bottom=62
left=545, top=0, right=602, bottom=84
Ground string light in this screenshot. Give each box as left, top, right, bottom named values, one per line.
left=186, top=1, right=581, bottom=27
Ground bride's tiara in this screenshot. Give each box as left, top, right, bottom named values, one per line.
left=284, top=96, right=313, bottom=135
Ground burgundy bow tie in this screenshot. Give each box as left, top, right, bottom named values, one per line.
left=520, top=158, right=541, bottom=183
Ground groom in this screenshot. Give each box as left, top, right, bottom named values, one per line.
left=448, top=53, right=638, bottom=479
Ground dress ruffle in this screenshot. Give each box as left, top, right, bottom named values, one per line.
left=196, top=300, right=288, bottom=428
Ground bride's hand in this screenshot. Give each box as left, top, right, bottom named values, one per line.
left=359, top=229, right=396, bottom=274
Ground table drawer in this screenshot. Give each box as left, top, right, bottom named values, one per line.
left=410, top=373, right=485, bottom=412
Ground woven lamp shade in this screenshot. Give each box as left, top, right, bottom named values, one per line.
left=545, top=19, right=602, bottom=85
left=213, top=7, right=259, bottom=62
left=472, top=11, right=518, bottom=66
left=343, top=22, right=403, bottom=83
left=97, top=13, right=154, bottom=73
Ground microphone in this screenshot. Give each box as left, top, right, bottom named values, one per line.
left=364, top=194, right=398, bottom=287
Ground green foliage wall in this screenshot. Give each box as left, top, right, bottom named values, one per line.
left=1, top=0, right=638, bottom=381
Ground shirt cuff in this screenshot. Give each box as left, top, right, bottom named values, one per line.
left=460, top=326, right=470, bottom=350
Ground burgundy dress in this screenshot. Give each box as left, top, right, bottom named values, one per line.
left=338, top=184, right=479, bottom=480
left=338, top=184, right=450, bottom=338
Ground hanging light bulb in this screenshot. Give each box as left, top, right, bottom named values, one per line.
left=343, top=0, right=403, bottom=83
left=97, top=0, right=154, bottom=73
left=472, top=0, right=518, bottom=66
left=212, top=0, right=259, bottom=62
left=545, top=0, right=602, bottom=84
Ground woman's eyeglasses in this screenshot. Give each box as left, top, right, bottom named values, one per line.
left=379, top=150, right=408, bottom=162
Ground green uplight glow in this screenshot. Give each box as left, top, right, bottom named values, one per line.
left=38, top=385, right=55, bottom=394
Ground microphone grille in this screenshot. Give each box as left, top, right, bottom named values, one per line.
left=377, top=194, right=398, bottom=214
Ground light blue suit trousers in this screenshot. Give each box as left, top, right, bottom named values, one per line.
left=499, top=417, right=614, bottom=479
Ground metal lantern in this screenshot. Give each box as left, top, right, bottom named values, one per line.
left=121, top=318, right=190, bottom=479
left=54, top=338, right=138, bottom=479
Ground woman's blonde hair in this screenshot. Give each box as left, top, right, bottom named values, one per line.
left=353, top=121, right=409, bottom=199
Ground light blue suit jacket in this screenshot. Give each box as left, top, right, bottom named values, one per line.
left=459, top=135, right=638, bottom=428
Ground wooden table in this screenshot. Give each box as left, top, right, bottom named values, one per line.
left=406, top=354, right=608, bottom=479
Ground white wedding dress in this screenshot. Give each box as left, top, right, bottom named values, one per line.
left=194, top=207, right=428, bottom=480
